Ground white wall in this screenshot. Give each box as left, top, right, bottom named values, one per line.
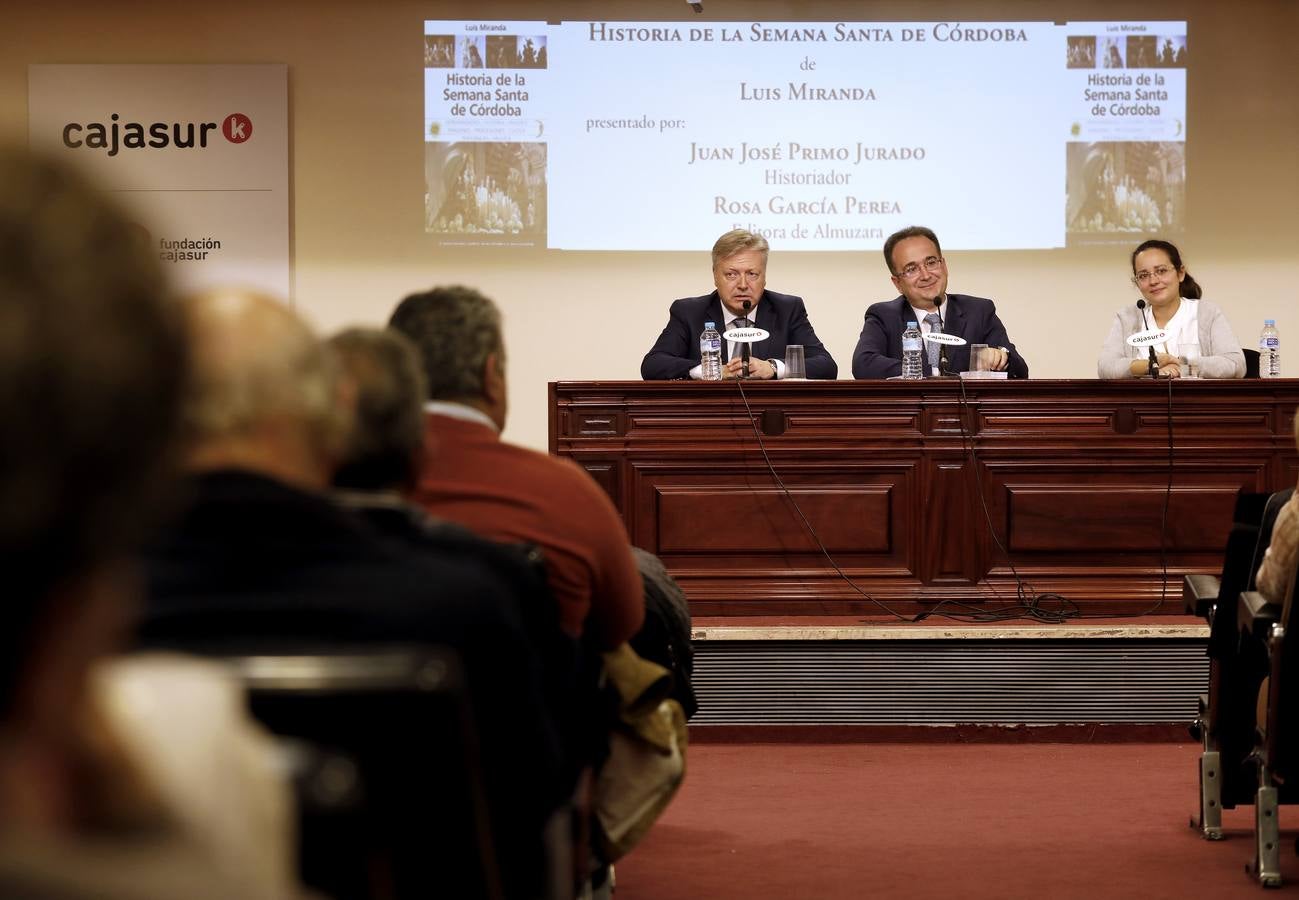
left=3, top=0, right=1297, bottom=450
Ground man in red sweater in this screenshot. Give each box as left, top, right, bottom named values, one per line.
left=390, top=286, right=644, bottom=649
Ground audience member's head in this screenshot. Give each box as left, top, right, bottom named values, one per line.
left=181, top=289, right=351, bottom=490
left=388, top=285, right=508, bottom=430
left=327, top=326, right=427, bottom=492
left=0, top=146, right=189, bottom=811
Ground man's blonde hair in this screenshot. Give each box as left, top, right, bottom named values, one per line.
left=711, top=229, right=769, bottom=268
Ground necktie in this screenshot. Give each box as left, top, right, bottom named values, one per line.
left=730, top=316, right=751, bottom=361
left=924, top=312, right=943, bottom=372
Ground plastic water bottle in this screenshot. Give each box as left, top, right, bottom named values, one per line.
left=700, top=321, right=722, bottom=381
left=901, top=320, right=924, bottom=379
left=1260, top=320, right=1281, bottom=378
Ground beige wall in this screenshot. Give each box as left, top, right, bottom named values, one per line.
left=4, top=1, right=1297, bottom=450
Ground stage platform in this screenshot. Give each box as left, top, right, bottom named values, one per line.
left=687, top=615, right=1209, bottom=731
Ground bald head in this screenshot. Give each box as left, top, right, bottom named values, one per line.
left=182, top=289, right=350, bottom=488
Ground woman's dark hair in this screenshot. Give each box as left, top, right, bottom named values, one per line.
left=1132, top=238, right=1202, bottom=299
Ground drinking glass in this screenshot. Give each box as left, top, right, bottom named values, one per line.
left=784, top=344, right=806, bottom=380
left=1181, top=342, right=1201, bottom=378
left=969, top=344, right=990, bottom=373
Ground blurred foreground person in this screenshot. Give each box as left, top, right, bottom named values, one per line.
left=140, top=291, right=562, bottom=896
left=0, top=147, right=290, bottom=898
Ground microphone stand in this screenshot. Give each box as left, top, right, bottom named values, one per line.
left=934, top=295, right=952, bottom=376
left=1137, top=299, right=1159, bottom=377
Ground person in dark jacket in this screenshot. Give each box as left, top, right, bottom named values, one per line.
left=642, top=229, right=837, bottom=380
left=853, top=225, right=1028, bottom=379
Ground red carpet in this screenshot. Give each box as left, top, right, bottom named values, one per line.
left=614, top=742, right=1298, bottom=898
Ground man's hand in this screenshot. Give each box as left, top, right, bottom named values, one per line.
left=723, top=357, right=775, bottom=379
left=984, top=347, right=1010, bottom=371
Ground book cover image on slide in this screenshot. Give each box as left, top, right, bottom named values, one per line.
left=1065, top=141, right=1185, bottom=244
left=424, top=141, right=547, bottom=246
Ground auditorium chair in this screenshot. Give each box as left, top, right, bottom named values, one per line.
left=1237, top=558, right=1299, bottom=886
left=220, top=646, right=506, bottom=900
left=1186, top=488, right=1292, bottom=839
left=1244, top=348, right=1262, bottom=379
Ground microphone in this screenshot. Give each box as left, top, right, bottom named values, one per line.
left=1137, top=298, right=1159, bottom=377
left=934, top=295, right=952, bottom=376
left=743, top=298, right=753, bottom=376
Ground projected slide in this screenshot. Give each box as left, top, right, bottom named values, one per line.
left=423, top=19, right=1186, bottom=251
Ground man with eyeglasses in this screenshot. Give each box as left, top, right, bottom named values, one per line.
left=641, top=228, right=838, bottom=380
left=852, top=225, right=1029, bottom=379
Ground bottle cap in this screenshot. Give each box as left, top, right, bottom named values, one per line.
left=1265, top=319, right=1276, bottom=326
left=705, top=321, right=715, bottom=328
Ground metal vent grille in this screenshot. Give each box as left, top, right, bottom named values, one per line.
left=691, top=640, right=1208, bottom=725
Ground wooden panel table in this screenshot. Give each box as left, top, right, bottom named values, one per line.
left=549, top=379, right=1299, bottom=617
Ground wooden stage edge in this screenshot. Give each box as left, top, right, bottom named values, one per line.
left=688, top=723, right=1195, bottom=744
left=691, top=614, right=1209, bottom=642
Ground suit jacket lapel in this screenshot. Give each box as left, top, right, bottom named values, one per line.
left=942, top=295, right=966, bottom=371
left=892, top=297, right=912, bottom=356
left=942, top=295, right=963, bottom=336
left=751, top=291, right=772, bottom=360
left=707, top=294, right=732, bottom=361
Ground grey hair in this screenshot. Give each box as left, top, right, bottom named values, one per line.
left=388, top=285, right=504, bottom=402
left=182, top=289, right=349, bottom=456
left=327, top=326, right=427, bottom=490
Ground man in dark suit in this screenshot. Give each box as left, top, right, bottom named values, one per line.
left=641, top=229, right=837, bottom=380
left=852, top=225, right=1029, bottom=379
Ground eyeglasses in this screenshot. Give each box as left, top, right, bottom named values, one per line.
left=896, top=256, right=944, bottom=280
left=1132, top=265, right=1175, bottom=285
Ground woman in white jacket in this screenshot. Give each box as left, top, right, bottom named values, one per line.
left=1098, top=239, right=1246, bottom=379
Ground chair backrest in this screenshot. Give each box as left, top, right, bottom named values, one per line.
left=1207, top=490, right=1275, bottom=659
left=375, top=510, right=590, bottom=790
left=1244, top=347, right=1261, bottom=379
left=1251, top=488, right=1296, bottom=586
left=631, top=548, right=698, bottom=719
left=222, top=646, right=503, bottom=900
left=1266, top=561, right=1299, bottom=782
